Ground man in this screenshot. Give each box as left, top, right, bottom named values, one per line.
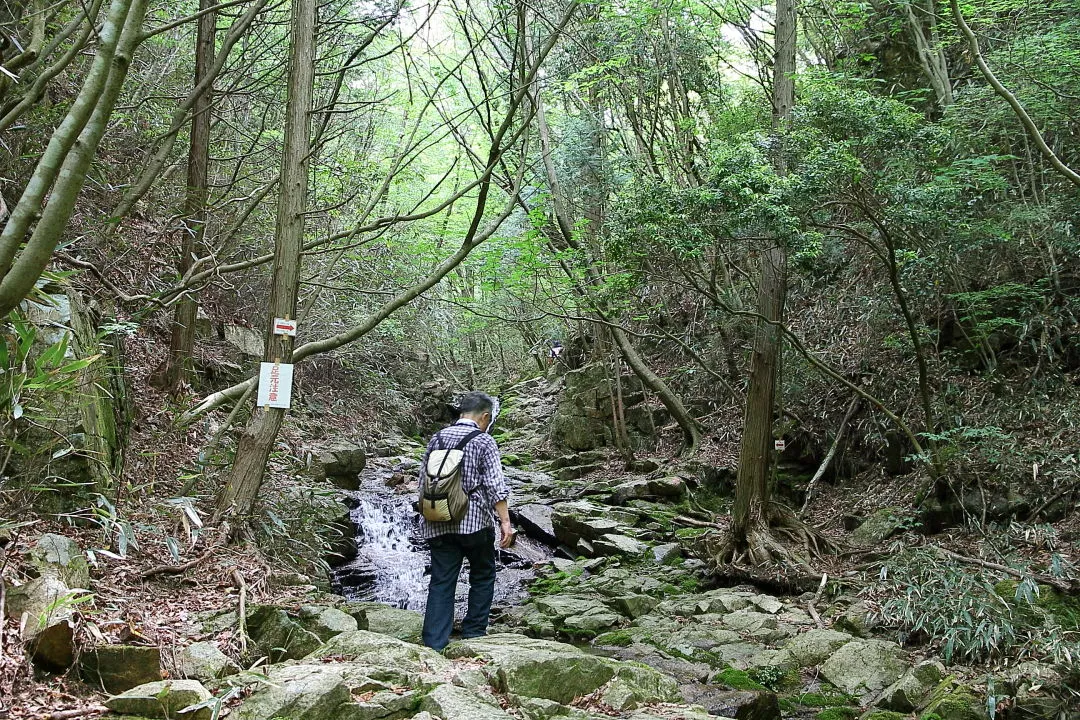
left=419, top=391, right=513, bottom=650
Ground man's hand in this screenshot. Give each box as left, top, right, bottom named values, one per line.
left=499, top=519, right=515, bottom=548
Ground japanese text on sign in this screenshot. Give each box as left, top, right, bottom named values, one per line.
left=257, top=362, right=294, bottom=409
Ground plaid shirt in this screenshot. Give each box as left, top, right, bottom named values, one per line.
left=419, top=419, right=510, bottom=539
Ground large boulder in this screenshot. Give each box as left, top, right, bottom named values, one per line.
left=678, top=686, right=780, bottom=720
left=514, top=504, right=557, bottom=545
left=444, top=634, right=617, bottom=704
left=80, top=645, right=162, bottom=693
left=297, top=605, right=358, bottom=641
left=105, top=680, right=212, bottom=720
left=28, top=533, right=90, bottom=588
left=878, top=660, right=945, bottom=712
left=247, top=606, right=323, bottom=662
left=780, top=629, right=854, bottom=668
left=312, top=443, right=367, bottom=490
left=820, top=639, right=910, bottom=703
left=850, top=508, right=905, bottom=546
left=360, top=604, right=423, bottom=643
left=305, top=629, right=450, bottom=674
left=533, top=594, right=622, bottom=635
left=233, top=664, right=366, bottom=720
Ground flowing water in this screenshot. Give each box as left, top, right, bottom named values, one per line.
left=332, top=457, right=551, bottom=613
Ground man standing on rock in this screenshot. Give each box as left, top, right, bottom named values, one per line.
left=419, top=391, right=514, bottom=650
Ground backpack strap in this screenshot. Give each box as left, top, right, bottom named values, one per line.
left=428, top=429, right=484, bottom=481
left=454, top=429, right=484, bottom=450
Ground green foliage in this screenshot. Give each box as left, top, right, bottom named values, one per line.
left=594, top=630, right=634, bottom=647
left=527, top=568, right=583, bottom=597
left=815, top=709, right=858, bottom=720
left=747, top=664, right=798, bottom=691
left=874, top=548, right=1080, bottom=664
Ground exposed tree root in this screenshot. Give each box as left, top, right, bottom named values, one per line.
left=701, top=503, right=841, bottom=593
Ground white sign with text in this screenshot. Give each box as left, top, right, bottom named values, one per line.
left=257, top=362, right=294, bottom=408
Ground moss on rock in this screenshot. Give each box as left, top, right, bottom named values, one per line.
left=713, top=668, right=766, bottom=691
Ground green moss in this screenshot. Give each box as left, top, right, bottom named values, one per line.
left=993, top=580, right=1080, bottom=629
left=922, top=680, right=984, bottom=720
left=594, top=630, right=634, bottom=647
left=713, top=668, right=766, bottom=691
left=864, top=712, right=907, bottom=720
left=918, top=714, right=944, bottom=720
left=815, top=709, right=858, bottom=720
left=674, top=527, right=709, bottom=539
left=678, top=576, right=700, bottom=593
left=747, top=665, right=795, bottom=691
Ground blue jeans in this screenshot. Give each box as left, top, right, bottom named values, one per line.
left=422, top=527, right=497, bottom=651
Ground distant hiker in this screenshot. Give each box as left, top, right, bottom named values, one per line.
left=418, top=391, right=513, bottom=650
left=548, top=339, right=564, bottom=364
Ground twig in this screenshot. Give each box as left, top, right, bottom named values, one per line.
left=1029, top=480, right=1080, bottom=521
left=932, top=546, right=1075, bottom=593
left=138, top=548, right=215, bottom=579
left=673, top=515, right=723, bottom=530
left=807, top=572, right=827, bottom=629
left=232, top=569, right=247, bottom=654
left=800, top=396, right=860, bottom=516
left=43, top=707, right=108, bottom=720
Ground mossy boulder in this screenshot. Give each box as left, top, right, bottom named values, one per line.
left=80, top=645, right=162, bottom=693
left=105, top=680, right=212, bottom=720
left=247, top=605, right=323, bottom=662
left=28, top=533, right=91, bottom=588
left=921, top=680, right=988, bottom=720
left=819, top=639, right=910, bottom=703
left=850, top=508, right=906, bottom=546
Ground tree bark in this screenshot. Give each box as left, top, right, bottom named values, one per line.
left=732, top=0, right=795, bottom=547
left=217, top=0, right=316, bottom=518
left=163, top=0, right=218, bottom=392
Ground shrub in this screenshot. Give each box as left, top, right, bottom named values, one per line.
left=873, top=548, right=1079, bottom=664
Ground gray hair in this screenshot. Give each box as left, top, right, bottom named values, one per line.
left=456, top=391, right=496, bottom=415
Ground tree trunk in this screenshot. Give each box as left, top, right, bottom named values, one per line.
left=217, top=0, right=316, bottom=519
left=163, top=0, right=218, bottom=392
left=0, top=0, right=149, bottom=316
left=731, top=0, right=795, bottom=547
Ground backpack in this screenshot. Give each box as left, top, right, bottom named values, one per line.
left=419, top=429, right=484, bottom=523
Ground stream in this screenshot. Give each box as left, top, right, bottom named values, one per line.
left=332, top=457, right=552, bottom=614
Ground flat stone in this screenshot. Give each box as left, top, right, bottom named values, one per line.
left=593, top=533, right=649, bottom=557
left=81, top=645, right=162, bottom=693
left=609, top=477, right=687, bottom=504
left=420, top=683, right=513, bottom=719
left=176, top=642, right=238, bottom=681
left=722, top=610, right=777, bottom=633
left=105, top=680, right=212, bottom=720
left=534, top=594, right=611, bottom=621
left=306, top=629, right=450, bottom=674
left=781, top=629, right=854, bottom=667
left=551, top=501, right=623, bottom=546
left=606, top=594, right=659, bottom=619
left=233, top=664, right=357, bottom=720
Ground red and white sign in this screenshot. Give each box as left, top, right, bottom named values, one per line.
left=257, top=362, right=294, bottom=409
left=774, top=439, right=786, bottom=451
left=273, top=318, right=297, bottom=336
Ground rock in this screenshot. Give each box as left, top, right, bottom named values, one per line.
left=650, top=543, right=682, bottom=565
left=850, top=507, right=905, bottom=546
left=878, top=660, right=944, bottom=712
left=247, top=606, right=323, bottom=662
left=339, top=602, right=370, bottom=630
left=748, top=594, right=784, bottom=614
left=313, top=442, right=367, bottom=490
left=551, top=502, right=623, bottom=547
left=176, top=642, right=238, bottom=681
left=515, top=504, right=557, bottom=545
left=360, top=604, right=423, bottom=643
left=556, top=463, right=603, bottom=482
left=820, top=639, right=910, bottom=703
left=6, top=575, right=78, bottom=669
left=306, top=629, right=450, bottom=673
left=445, top=634, right=617, bottom=704
left=722, top=610, right=777, bottom=634
left=533, top=595, right=621, bottom=635
left=233, top=663, right=374, bottom=720
left=678, top=686, right=780, bottom=720
left=80, top=645, right=162, bottom=693
left=593, top=534, right=649, bottom=558
left=628, top=458, right=661, bottom=473
left=606, top=594, right=659, bottom=620
left=297, top=605, right=358, bottom=641
left=420, top=683, right=514, bottom=719
left=609, top=477, right=687, bottom=504
left=832, top=599, right=879, bottom=637
left=28, top=533, right=90, bottom=588
left=921, top=680, right=989, bottom=720
left=781, top=629, right=854, bottom=667
left=105, top=680, right=212, bottom=720
left=224, top=324, right=264, bottom=356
